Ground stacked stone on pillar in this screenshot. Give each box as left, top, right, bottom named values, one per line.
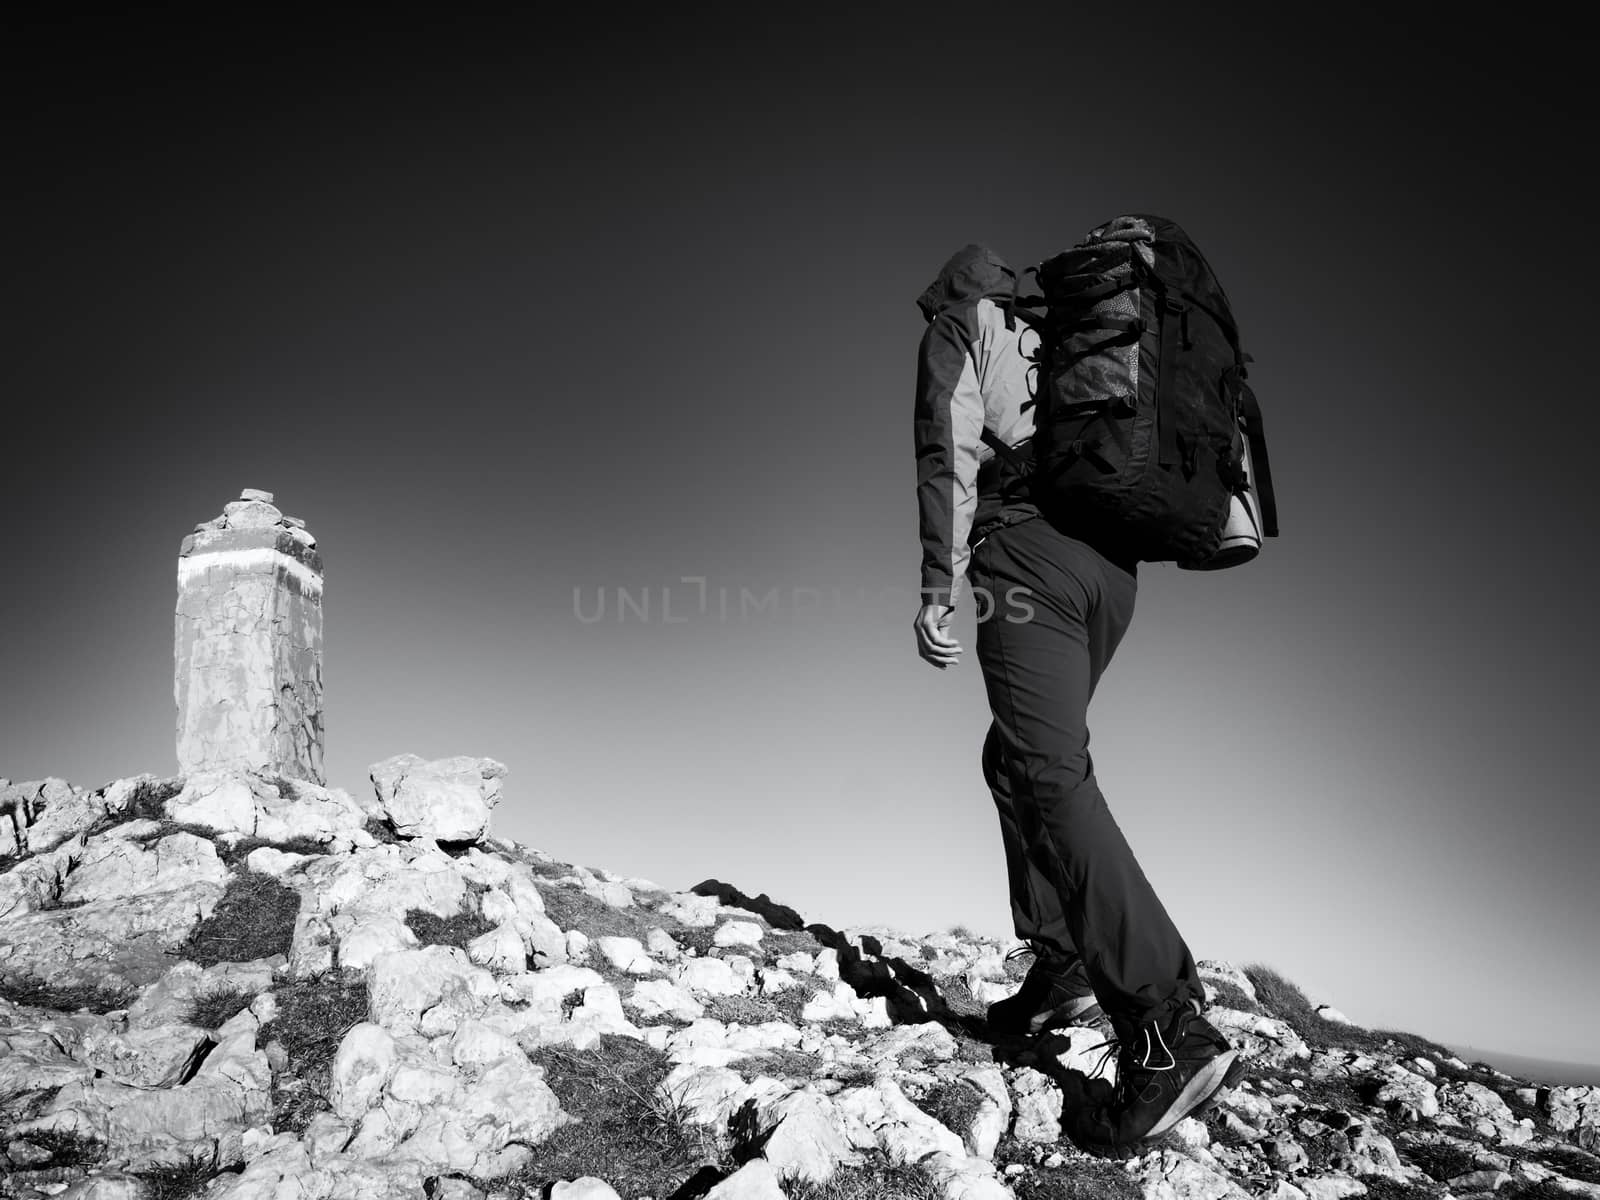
left=175, top=489, right=325, bottom=783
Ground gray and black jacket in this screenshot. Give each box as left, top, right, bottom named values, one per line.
left=913, top=244, right=1041, bottom=609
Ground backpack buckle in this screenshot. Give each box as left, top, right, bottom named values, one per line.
left=1162, top=296, right=1188, bottom=314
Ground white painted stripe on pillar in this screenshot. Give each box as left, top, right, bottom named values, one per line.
left=179, top=547, right=324, bottom=594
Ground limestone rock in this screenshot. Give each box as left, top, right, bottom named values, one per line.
left=628, top=978, right=706, bottom=1022
left=761, top=1089, right=857, bottom=1183
left=1298, top=1176, right=1368, bottom=1199
left=959, top=1065, right=1012, bottom=1160
left=1548, top=1085, right=1600, bottom=1149
left=595, top=934, right=655, bottom=975
left=2, top=777, right=90, bottom=856
left=466, top=922, right=527, bottom=974
left=1372, top=1062, right=1441, bottom=1122
left=365, top=946, right=500, bottom=1034
left=714, top=920, right=765, bottom=948
left=369, top=754, right=506, bottom=843
left=75, top=1022, right=212, bottom=1088
left=1198, top=959, right=1260, bottom=1007
left=61, top=831, right=228, bottom=903
left=1126, top=1146, right=1253, bottom=1199
left=704, top=1157, right=787, bottom=1199
left=166, top=775, right=256, bottom=834
left=1011, top=1067, right=1063, bottom=1142
left=329, top=1023, right=398, bottom=1120
left=551, top=1181, right=624, bottom=1200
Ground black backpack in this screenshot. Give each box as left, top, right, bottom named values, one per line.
left=983, top=214, right=1278, bottom=568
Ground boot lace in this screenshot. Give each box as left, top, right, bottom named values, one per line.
left=1085, top=1016, right=1181, bottom=1104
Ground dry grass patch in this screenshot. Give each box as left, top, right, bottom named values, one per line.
left=80, top=778, right=185, bottom=843
left=1354, top=1180, right=1448, bottom=1199
left=737, top=1048, right=821, bottom=1079
left=510, top=1034, right=728, bottom=1195
left=787, top=1159, right=944, bottom=1199
left=763, top=928, right=824, bottom=958
left=1399, top=1137, right=1480, bottom=1182
left=909, top=1077, right=986, bottom=1136
left=1530, top=1144, right=1600, bottom=1183
left=1245, top=964, right=1455, bottom=1064
left=698, top=986, right=812, bottom=1029
left=178, top=869, right=300, bottom=966
left=536, top=880, right=658, bottom=943
left=0, top=974, right=138, bottom=1014
left=361, top=815, right=403, bottom=845
left=993, top=1142, right=1144, bottom=1200
left=10, top=1127, right=105, bottom=1169
left=403, top=905, right=495, bottom=949
left=186, top=981, right=257, bottom=1030
left=933, top=972, right=987, bottom=1020
left=133, top=1157, right=243, bottom=1200
left=267, top=973, right=370, bottom=1135
left=1206, top=978, right=1261, bottom=1012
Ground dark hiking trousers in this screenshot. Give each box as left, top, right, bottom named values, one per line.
left=968, top=514, right=1204, bottom=1040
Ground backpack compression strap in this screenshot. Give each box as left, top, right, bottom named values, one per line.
left=1230, top=371, right=1279, bottom=538
left=980, top=427, right=1031, bottom=473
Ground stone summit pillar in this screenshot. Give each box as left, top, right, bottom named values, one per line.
left=175, top=489, right=325, bottom=783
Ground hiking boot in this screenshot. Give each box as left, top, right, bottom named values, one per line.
left=987, top=949, right=1102, bottom=1034
left=1065, top=1003, right=1238, bottom=1156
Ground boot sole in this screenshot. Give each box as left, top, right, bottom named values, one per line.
left=1145, top=1048, right=1239, bottom=1139
left=1027, top=997, right=1103, bottom=1033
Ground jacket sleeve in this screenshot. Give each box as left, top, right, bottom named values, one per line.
left=914, top=310, right=984, bottom=610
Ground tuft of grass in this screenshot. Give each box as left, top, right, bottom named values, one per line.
left=403, top=906, right=495, bottom=949
left=0, top=974, right=138, bottom=1014
left=787, top=1159, right=945, bottom=1199
left=186, top=982, right=257, bottom=1030
left=1245, top=964, right=1457, bottom=1063
left=1206, top=978, right=1261, bottom=1012
left=512, top=1034, right=731, bottom=1195
left=672, top=925, right=719, bottom=958
left=763, top=928, right=825, bottom=959
left=177, top=869, right=301, bottom=966
left=1499, top=1184, right=1584, bottom=1200
left=1354, top=1179, right=1446, bottom=1199
left=13, top=1128, right=106, bottom=1168
left=1400, top=1137, right=1480, bottom=1182
left=362, top=815, right=403, bottom=845
left=517, top=852, right=576, bottom=881
left=134, top=1156, right=243, bottom=1200
left=737, top=1048, right=820, bottom=1080
left=699, top=990, right=812, bottom=1030
left=909, top=1078, right=986, bottom=1139
left=1529, top=1144, right=1600, bottom=1184
left=81, top=778, right=185, bottom=843
left=268, top=973, right=370, bottom=1135
left=993, top=1141, right=1144, bottom=1200
left=535, top=880, right=658, bottom=943
left=218, top=833, right=327, bottom=865
left=932, top=972, right=986, bottom=1020
left=128, top=820, right=324, bottom=867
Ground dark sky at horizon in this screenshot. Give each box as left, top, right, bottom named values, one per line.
left=4, top=11, right=1596, bottom=1064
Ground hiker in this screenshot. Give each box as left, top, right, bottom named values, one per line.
left=910, top=242, right=1239, bottom=1151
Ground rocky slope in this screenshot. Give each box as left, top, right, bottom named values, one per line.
left=2, top=763, right=1597, bottom=1200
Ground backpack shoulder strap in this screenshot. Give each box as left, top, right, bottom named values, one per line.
left=980, top=428, right=1032, bottom=473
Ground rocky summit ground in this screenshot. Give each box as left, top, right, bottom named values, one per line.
left=1, top=764, right=1597, bottom=1200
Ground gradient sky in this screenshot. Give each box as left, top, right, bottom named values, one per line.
left=5, top=13, right=1595, bottom=1066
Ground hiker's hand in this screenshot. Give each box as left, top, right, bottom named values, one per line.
left=914, top=603, right=961, bottom=668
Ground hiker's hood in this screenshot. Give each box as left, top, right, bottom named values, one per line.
left=916, top=244, right=1017, bottom=323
